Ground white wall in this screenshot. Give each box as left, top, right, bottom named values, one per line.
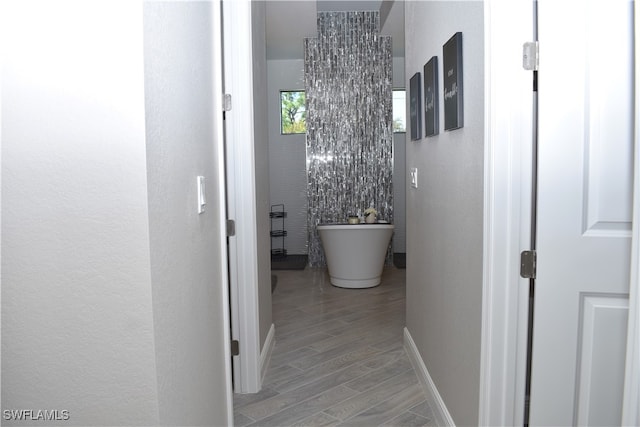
left=143, top=2, right=231, bottom=424
left=392, top=56, right=407, bottom=253
left=267, top=56, right=407, bottom=254
left=2, top=2, right=160, bottom=425
left=267, top=59, right=308, bottom=254
left=393, top=132, right=406, bottom=253
left=251, top=0, right=274, bottom=349
left=2, top=2, right=231, bottom=425
left=404, top=2, right=485, bottom=426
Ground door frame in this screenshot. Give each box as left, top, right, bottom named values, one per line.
left=479, top=2, right=533, bottom=425
left=479, top=1, right=640, bottom=425
left=211, top=0, right=234, bottom=422
left=222, top=0, right=262, bottom=394
left=622, top=3, right=640, bottom=422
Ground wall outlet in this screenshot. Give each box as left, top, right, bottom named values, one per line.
left=410, top=168, right=418, bottom=188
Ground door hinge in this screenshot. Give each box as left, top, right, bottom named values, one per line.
left=226, top=219, right=236, bottom=237
left=223, top=94, right=232, bottom=112
left=522, top=41, right=539, bottom=71
left=231, top=339, right=240, bottom=356
left=520, top=250, right=537, bottom=279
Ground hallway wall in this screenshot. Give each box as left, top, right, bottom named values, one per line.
left=143, top=2, right=231, bottom=424
left=404, top=2, right=485, bottom=426
left=2, top=2, right=160, bottom=425
left=2, top=2, right=231, bottom=425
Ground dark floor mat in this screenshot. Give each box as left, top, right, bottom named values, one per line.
left=393, top=253, right=406, bottom=269
left=271, top=254, right=308, bottom=270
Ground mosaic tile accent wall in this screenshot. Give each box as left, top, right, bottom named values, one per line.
left=305, top=11, right=393, bottom=266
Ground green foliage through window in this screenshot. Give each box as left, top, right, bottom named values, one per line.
left=280, top=90, right=404, bottom=134
left=280, top=91, right=306, bottom=134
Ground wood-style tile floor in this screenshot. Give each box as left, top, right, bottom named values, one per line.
left=233, top=267, right=434, bottom=427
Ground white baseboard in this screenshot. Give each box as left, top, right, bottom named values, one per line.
left=260, top=323, right=275, bottom=383
left=404, top=327, right=456, bottom=427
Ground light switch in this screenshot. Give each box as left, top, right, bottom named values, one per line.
left=410, top=168, right=418, bottom=188
left=197, top=176, right=206, bottom=214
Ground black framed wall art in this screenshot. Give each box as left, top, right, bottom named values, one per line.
left=443, top=32, right=463, bottom=131
left=423, top=56, right=439, bottom=137
left=409, top=72, right=422, bottom=141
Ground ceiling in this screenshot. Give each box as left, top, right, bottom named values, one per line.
left=265, top=0, right=405, bottom=60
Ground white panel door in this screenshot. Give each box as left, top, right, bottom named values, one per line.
left=530, top=1, right=634, bottom=425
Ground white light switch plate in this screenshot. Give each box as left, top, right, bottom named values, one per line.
left=197, top=176, right=206, bottom=213
left=410, top=168, right=418, bottom=188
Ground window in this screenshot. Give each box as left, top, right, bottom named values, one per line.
left=393, top=89, right=406, bottom=133
left=280, top=89, right=404, bottom=134
left=280, top=90, right=306, bottom=134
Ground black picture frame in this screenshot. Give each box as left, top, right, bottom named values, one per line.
left=409, top=72, right=422, bottom=141
left=423, top=56, right=439, bottom=137
left=443, top=32, right=463, bottom=131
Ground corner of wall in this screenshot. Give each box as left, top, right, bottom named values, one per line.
left=404, top=328, right=456, bottom=426
left=260, top=324, right=276, bottom=383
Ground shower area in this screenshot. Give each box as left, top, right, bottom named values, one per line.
left=306, top=11, right=393, bottom=266
left=268, top=10, right=404, bottom=269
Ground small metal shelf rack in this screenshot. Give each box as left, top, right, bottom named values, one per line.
left=270, top=204, right=287, bottom=257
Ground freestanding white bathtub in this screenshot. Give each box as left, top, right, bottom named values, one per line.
left=317, top=222, right=394, bottom=288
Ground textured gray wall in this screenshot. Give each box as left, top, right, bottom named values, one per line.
left=2, top=2, right=232, bottom=425
left=404, top=2, right=485, bottom=426
left=144, top=2, right=232, bottom=423
left=305, top=11, right=393, bottom=266
left=3, top=4, right=160, bottom=424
